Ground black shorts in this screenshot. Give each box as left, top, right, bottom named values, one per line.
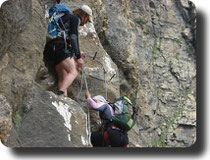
left=43, top=39, right=74, bottom=66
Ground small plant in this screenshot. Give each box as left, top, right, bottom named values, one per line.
left=134, top=17, right=148, bottom=25
left=157, top=0, right=163, bottom=6
left=152, top=106, right=184, bottom=147
left=145, top=115, right=151, bottom=121
left=152, top=47, right=158, bottom=54
left=175, top=53, right=180, bottom=60
left=152, top=38, right=161, bottom=54
left=186, top=46, right=194, bottom=55
left=12, top=111, right=22, bottom=129
left=123, top=8, right=131, bottom=18
left=175, top=37, right=185, bottom=44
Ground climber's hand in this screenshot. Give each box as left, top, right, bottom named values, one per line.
left=76, top=58, right=83, bottom=68
left=81, top=51, right=86, bottom=59
left=85, top=91, right=91, bottom=99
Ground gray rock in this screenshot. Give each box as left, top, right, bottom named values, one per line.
left=95, top=0, right=196, bottom=147
left=13, top=85, right=88, bottom=147
left=0, top=0, right=47, bottom=112
left=0, top=0, right=31, bottom=59
left=0, top=95, right=12, bottom=144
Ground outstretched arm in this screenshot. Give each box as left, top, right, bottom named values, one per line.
left=85, top=91, right=103, bottom=110
left=86, top=97, right=101, bottom=110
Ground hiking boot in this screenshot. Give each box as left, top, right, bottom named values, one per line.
left=57, top=90, right=64, bottom=95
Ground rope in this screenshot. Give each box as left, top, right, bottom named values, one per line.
left=83, top=68, right=89, bottom=92
left=77, top=67, right=91, bottom=146
left=93, top=59, right=107, bottom=100
left=77, top=69, right=84, bottom=102
left=77, top=52, right=110, bottom=146
left=82, top=68, right=91, bottom=146
left=104, top=71, right=107, bottom=100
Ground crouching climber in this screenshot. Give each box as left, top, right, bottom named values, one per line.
left=85, top=91, right=129, bottom=147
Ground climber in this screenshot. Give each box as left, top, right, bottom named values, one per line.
left=85, top=91, right=129, bottom=147
left=44, top=5, right=93, bottom=96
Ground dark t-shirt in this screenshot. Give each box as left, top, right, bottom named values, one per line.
left=58, top=13, right=81, bottom=59
left=59, top=13, right=80, bottom=37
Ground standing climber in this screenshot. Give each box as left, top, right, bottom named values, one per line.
left=85, top=91, right=129, bottom=147
left=44, top=5, right=93, bottom=96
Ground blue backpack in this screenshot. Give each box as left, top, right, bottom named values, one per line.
left=48, top=4, right=71, bottom=39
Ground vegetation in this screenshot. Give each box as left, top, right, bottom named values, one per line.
left=134, top=17, right=148, bottom=26
left=152, top=106, right=184, bottom=147
left=152, top=87, right=192, bottom=147
left=175, top=37, right=185, bottom=44
left=152, top=38, right=162, bottom=54
left=186, top=45, right=194, bottom=55
left=12, top=111, right=23, bottom=129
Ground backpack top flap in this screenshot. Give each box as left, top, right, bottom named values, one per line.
left=111, top=97, right=136, bottom=131
left=49, top=4, right=71, bottom=18
left=113, top=97, right=133, bottom=115
left=113, top=97, right=125, bottom=114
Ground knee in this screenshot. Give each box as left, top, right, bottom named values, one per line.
left=71, top=69, right=78, bottom=78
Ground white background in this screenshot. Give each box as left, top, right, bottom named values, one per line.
left=0, top=0, right=209, bottom=159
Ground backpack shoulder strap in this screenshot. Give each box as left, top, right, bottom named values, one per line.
left=103, top=130, right=110, bottom=146
left=107, top=101, right=115, bottom=112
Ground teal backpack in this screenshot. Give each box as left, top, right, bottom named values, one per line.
left=109, top=97, right=137, bottom=131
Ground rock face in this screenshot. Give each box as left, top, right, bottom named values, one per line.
left=93, top=0, right=196, bottom=147
left=0, top=0, right=196, bottom=147
left=8, top=85, right=88, bottom=147
left=0, top=95, right=12, bottom=143
left=0, top=0, right=47, bottom=112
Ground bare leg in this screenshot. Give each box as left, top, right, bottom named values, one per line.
left=56, top=67, right=68, bottom=95
left=56, top=57, right=78, bottom=96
